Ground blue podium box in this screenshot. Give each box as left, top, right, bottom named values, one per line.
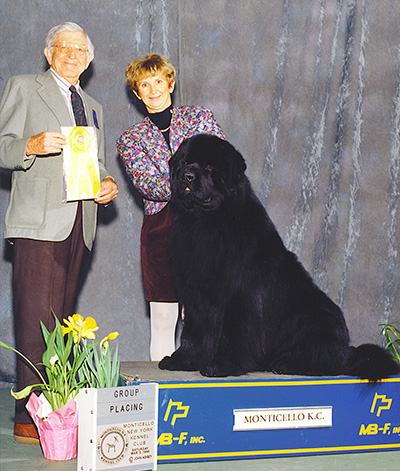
left=121, top=362, right=400, bottom=463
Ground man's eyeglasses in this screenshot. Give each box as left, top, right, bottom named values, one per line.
left=52, top=42, right=89, bottom=57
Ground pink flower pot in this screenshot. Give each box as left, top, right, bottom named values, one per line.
left=26, top=393, right=78, bottom=461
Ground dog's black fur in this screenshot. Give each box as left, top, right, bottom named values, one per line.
left=159, top=134, right=400, bottom=380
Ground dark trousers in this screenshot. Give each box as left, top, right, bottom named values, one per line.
left=12, top=203, right=87, bottom=424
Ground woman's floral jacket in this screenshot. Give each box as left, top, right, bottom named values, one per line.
left=116, top=105, right=225, bottom=215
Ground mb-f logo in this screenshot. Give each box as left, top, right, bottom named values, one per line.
left=359, top=393, right=400, bottom=436
left=163, top=400, right=190, bottom=425
left=370, top=393, right=392, bottom=417
left=158, top=399, right=206, bottom=446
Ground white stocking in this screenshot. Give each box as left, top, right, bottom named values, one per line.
left=149, top=302, right=179, bottom=361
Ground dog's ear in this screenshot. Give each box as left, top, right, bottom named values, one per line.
left=219, top=139, right=247, bottom=186
left=169, top=141, right=188, bottom=178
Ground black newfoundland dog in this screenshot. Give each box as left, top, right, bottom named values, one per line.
left=159, top=134, right=400, bottom=380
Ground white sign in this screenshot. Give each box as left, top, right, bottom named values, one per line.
left=78, top=383, right=158, bottom=470
left=233, top=406, right=332, bottom=431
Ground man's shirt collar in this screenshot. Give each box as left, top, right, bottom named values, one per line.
left=50, top=68, right=81, bottom=93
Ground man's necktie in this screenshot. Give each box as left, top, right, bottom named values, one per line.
left=69, top=86, right=88, bottom=126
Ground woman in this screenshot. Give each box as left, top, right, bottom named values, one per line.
left=117, top=54, right=225, bottom=361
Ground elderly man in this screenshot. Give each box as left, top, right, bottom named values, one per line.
left=0, top=22, right=118, bottom=444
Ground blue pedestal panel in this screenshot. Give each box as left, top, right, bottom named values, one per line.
left=126, top=374, right=400, bottom=463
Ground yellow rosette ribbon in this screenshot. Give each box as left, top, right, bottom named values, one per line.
left=67, top=126, right=100, bottom=200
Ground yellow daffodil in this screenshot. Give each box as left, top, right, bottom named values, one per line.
left=62, top=314, right=98, bottom=343
left=81, top=316, right=99, bottom=340
left=100, top=332, right=119, bottom=352
left=62, top=314, right=84, bottom=342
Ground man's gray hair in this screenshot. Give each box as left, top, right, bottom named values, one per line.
left=45, top=22, right=94, bottom=54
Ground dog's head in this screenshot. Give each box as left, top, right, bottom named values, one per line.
left=169, top=134, right=247, bottom=215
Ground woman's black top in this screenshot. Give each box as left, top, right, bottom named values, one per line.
left=148, top=105, right=173, bottom=148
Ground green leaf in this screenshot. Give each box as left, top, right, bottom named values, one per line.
left=10, top=385, right=39, bottom=400
left=0, top=340, right=17, bottom=351
left=379, top=322, right=400, bottom=365
left=62, top=332, right=73, bottom=365
left=40, top=321, right=51, bottom=345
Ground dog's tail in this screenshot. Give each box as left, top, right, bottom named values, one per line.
left=347, top=344, right=400, bottom=381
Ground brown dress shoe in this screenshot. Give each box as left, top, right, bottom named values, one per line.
left=13, top=423, right=40, bottom=445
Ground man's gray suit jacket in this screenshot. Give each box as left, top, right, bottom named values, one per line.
left=0, top=69, right=110, bottom=250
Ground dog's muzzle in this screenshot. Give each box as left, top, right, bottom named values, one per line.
left=182, top=170, right=195, bottom=193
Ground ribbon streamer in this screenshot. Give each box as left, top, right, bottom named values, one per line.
left=67, top=127, right=100, bottom=200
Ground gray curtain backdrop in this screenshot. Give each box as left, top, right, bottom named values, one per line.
left=1, top=0, right=399, bottom=382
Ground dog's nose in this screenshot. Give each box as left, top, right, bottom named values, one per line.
left=184, top=172, right=195, bottom=183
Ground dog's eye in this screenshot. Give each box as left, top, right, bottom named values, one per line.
left=181, top=161, right=187, bottom=167
left=205, top=164, right=213, bottom=171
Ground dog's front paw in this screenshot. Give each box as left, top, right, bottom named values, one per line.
left=158, top=350, right=199, bottom=371
left=200, top=364, right=221, bottom=377
left=158, top=355, right=178, bottom=370
left=200, top=363, right=240, bottom=377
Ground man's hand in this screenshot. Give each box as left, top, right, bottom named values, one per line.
left=95, top=177, right=119, bottom=205
left=26, top=132, right=67, bottom=155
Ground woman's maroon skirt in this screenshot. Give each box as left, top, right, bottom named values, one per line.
left=140, top=204, right=177, bottom=302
